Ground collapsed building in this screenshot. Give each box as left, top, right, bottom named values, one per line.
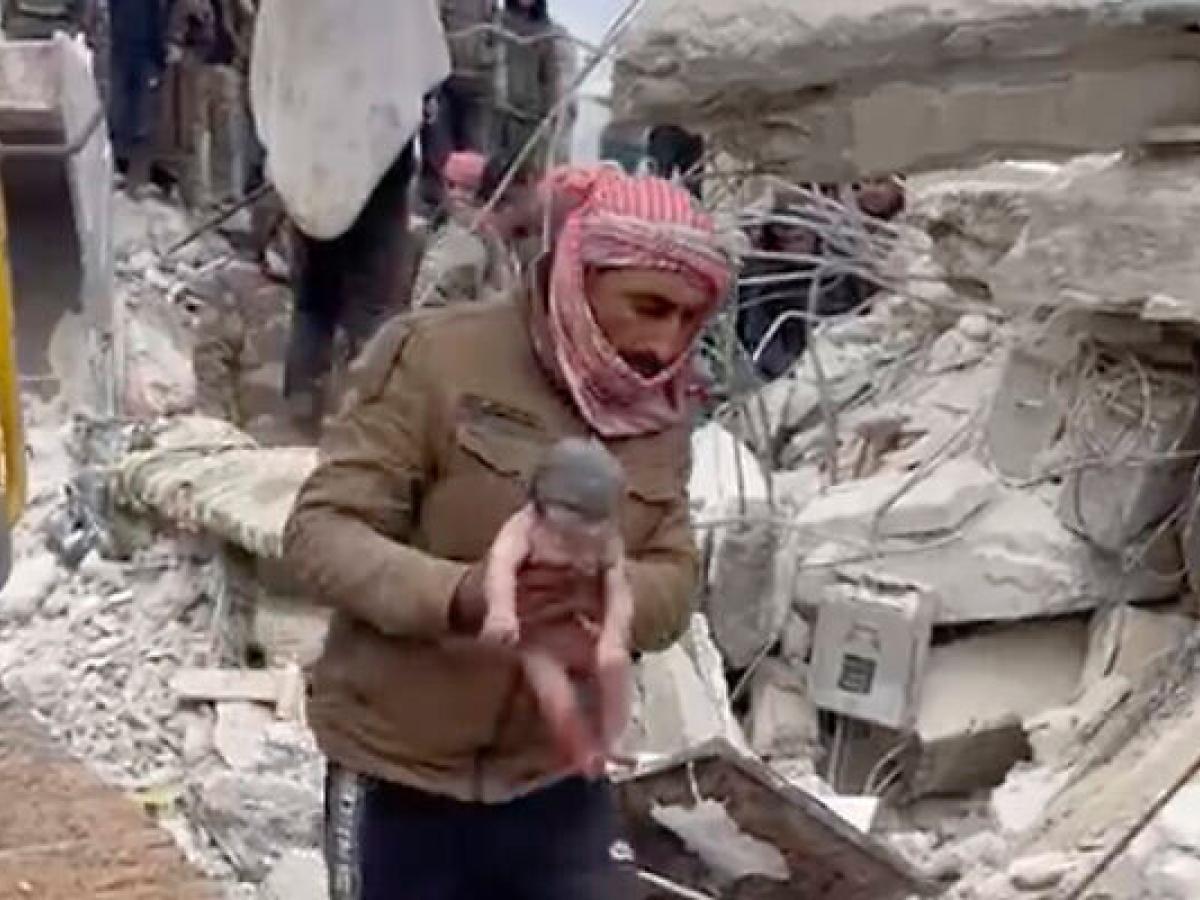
left=6, top=1, right=1200, bottom=898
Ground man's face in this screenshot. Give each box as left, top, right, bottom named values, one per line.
left=585, top=268, right=712, bottom=378
left=446, top=179, right=476, bottom=218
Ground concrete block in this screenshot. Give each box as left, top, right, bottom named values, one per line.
left=989, top=157, right=1200, bottom=320
left=1057, top=375, right=1200, bottom=553
left=614, top=0, right=1200, bottom=182
left=910, top=619, right=1087, bottom=798
left=627, top=615, right=748, bottom=759
left=747, top=660, right=820, bottom=760
left=793, top=457, right=998, bottom=542
left=809, top=579, right=936, bottom=729
left=823, top=489, right=1181, bottom=626
left=704, top=504, right=791, bottom=669
left=260, top=850, right=328, bottom=900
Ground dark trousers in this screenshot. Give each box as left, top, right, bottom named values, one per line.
left=324, top=765, right=627, bottom=900
left=109, top=45, right=156, bottom=165
left=283, top=144, right=415, bottom=406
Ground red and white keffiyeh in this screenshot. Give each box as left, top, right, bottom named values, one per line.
left=536, top=167, right=734, bottom=438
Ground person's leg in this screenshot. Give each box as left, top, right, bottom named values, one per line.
left=209, top=64, right=241, bottom=206
left=179, top=61, right=206, bottom=209
left=283, top=225, right=343, bottom=420
left=324, top=763, right=476, bottom=900
left=338, top=142, right=415, bottom=356
left=482, top=777, right=626, bottom=900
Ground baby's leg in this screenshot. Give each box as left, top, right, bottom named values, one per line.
left=480, top=506, right=534, bottom=645
left=594, top=559, right=635, bottom=751
left=522, top=648, right=605, bottom=778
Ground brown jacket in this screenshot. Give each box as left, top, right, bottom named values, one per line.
left=282, top=296, right=698, bottom=803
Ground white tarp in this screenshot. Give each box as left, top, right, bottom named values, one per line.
left=250, top=0, right=450, bottom=239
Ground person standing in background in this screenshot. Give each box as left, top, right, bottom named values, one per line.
left=493, top=0, right=561, bottom=160
left=166, top=0, right=239, bottom=210
left=420, top=0, right=496, bottom=211
left=108, top=0, right=166, bottom=186
left=252, top=0, right=449, bottom=437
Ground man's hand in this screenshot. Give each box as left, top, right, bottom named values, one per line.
left=450, top=561, right=603, bottom=637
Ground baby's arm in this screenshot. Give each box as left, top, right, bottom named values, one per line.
left=480, top=504, right=535, bottom=645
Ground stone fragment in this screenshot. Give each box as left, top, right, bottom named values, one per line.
left=626, top=615, right=748, bottom=758
left=779, top=612, right=811, bottom=664
left=956, top=314, right=992, bottom=344
left=1026, top=676, right=1131, bottom=769
left=929, top=831, right=1008, bottom=882
left=793, top=457, right=998, bottom=542
left=172, top=668, right=281, bottom=704
left=178, top=710, right=215, bottom=766
left=0, top=552, right=60, bottom=623
left=704, top=504, right=789, bottom=669
left=1008, top=853, right=1073, bottom=891
left=193, top=771, right=322, bottom=882
left=992, top=767, right=1070, bottom=836
left=746, top=660, right=819, bottom=760
left=259, top=850, right=328, bottom=900
left=214, top=701, right=276, bottom=770
left=78, top=550, right=128, bottom=592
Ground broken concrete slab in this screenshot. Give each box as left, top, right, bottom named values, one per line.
left=989, top=157, right=1200, bottom=320
left=792, top=457, right=998, bottom=543
left=813, top=488, right=1180, bottom=627
left=688, top=422, right=770, bottom=523
left=910, top=619, right=1087, bottom=798
left=626, top=615, right=749, bottom=759
left=171, top=668, right=282, bottom=705
left=704, top=504, right=790, bottom=669
left=614, top=0, right=1200, bottom=183
left=747, top=660, right=820, bottom=761
left=1057, top=373, right=1200, bottom=553
left=617, top=739, right=934, bottom=899
left=985, top=333, right=1080, bottom=482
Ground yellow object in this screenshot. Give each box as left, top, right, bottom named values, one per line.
left=0, top=189, right=26, bottom=525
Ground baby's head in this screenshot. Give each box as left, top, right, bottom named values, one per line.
left=530, top=439, right=624, bottom=526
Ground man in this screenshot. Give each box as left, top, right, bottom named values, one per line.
left=166, top=0, right=239, bottom=209
left=108, top=0, right=166, bottom=184
left=251, top=0, right=449, bottom=434
left=647, top=124, right=704, bottom=200
left=413, top=149, right=535, bottom=310
left=420, top=0, right=496, bottom=210
left=282, top=167, right=735, bottom=898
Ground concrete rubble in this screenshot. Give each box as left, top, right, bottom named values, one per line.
left=614, top=0, right=1200, bottom=183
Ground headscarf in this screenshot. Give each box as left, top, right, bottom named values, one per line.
left=443, top=151, right=486, bottom=194
left=533, top=166, right=734, bottom=438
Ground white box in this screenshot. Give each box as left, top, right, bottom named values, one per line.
left=808, top=580, right=936, bottom=730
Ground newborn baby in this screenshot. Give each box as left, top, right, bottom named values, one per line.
left=481, top=438, right=633, bottom=777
